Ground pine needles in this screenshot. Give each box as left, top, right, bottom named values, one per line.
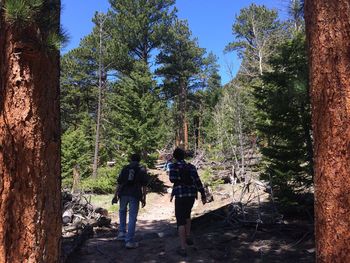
left=2, top=0, right=69, bottom=51
left=4, top=0, right=43, bottom=25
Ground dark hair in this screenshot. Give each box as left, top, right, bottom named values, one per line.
left=173, top=148, right=185, bottom=161
left=130, top=153, right=141, bottom=162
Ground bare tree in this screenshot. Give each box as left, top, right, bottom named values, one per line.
left=305, top=1, right=350, bottom=262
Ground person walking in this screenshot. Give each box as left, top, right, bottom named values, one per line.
left=112, top=153, right=149, bottom=249
left=169, top=148, right=206, bottom=257
left=163, top=153, right=173, bottom=174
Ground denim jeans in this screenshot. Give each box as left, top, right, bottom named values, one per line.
left=119, top=195, right=140, bottom=243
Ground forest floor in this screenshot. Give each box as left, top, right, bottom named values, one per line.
left=66, top=169, right=315, bottom=263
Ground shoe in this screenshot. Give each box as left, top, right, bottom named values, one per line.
left=186, top=237, right=194, bottom=246
left=116, top=232, right=126, bottom=241
left=125, top=242, right=139, bottom=249
left=176, top=247, right=187, bottom=257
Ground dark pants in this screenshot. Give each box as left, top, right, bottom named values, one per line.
left=175, top=197, right=195, bottom=226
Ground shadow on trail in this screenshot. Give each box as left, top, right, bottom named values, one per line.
left=66, top=219, right=178, bottom=263
left=66, top=199, right=315, bottom=263
left=147, top=172, right=170, bottom=195
left=191, top=200, right=315, bottom=263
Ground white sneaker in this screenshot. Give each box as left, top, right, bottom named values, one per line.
left=125, top=242, right=139, bottom=249
left=116, top=232, right=126, bottom=241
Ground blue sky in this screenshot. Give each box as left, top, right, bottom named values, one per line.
left=61, top=0, right=286, bottom=84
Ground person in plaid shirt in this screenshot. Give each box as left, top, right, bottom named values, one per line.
left=169, top=148, right=206, bottom=257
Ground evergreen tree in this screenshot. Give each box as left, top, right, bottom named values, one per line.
left=305, top=1, right=350, bottom=261
left=107, top=62, right=165, bottom=164
left=60, top=1, right=177, bottom=174
left=189, top=53, right=222, bottom=150
left=100, top=0, right=177, bottom=162
left=60, top=48, right=98, bottom=132
left=287, top=0, right=304, bottom=33
left=61, top=126, right=92, bottom=185
left=61, top=12, right=116, bottom=179
left=220, top=4, right=292, bottom=183
left=108, top=0, right=176, bottom=66
left=257, top=34, right=313, bottom=196
left=156, top=19, right=205, bottom=150
left=225, top=4, right=282, bottom=76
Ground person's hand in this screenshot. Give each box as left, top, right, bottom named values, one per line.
left=112, top=195, right=119, bottom=205
left=201, top=195, right=207, bottom=205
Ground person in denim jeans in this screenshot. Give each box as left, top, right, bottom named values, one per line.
left=112, top=153, right=149, bottom=249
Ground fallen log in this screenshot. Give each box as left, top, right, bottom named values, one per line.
left=61, top=192, right=113, bottom=262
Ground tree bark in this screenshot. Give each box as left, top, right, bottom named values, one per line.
left=305, top=1, right=350, bottom=262
left=184, top=118, right=188, bottom=150
left=177, top=78, right=188, bottom=150
left=0, top=3, right=61, bottom=263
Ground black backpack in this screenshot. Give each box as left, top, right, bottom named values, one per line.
left=179, top=162, right=194, bottom=186
left=121, top=165, right=140, bottom=186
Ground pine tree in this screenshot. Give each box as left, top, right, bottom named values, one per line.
left=225, top=4, right=282, bottom=76
left=101, top=0, right=177, bottom=161
left=189, top=53, right=222, bottom=150
left=305, top=1, right=350, bottom=261
left=107, top=62, right=165, bottom=164
left=61, top=12, right=115, bottom=179
left=60, top=48, right=98, bottom=132
left=256, top=34, right=313, bottom=197
left=61, top=126, right=92, bottom=185
left=108, top=0, right=176, bottom=66
left=156, top=19, right=205, bottom=150
left=287, top=0, right=304, bottom=33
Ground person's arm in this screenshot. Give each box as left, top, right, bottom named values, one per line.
left=140, top=167, right=149, bottom=207
left=112, top=168, right=124, bottom=204
left=112, top=185, right=120, bottom=204
left=192, top=166, right=206, bottom=204
left=141, top=186, right=147, bottom=207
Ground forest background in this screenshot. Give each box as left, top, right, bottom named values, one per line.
left=60, top=0, right=311, bottom=210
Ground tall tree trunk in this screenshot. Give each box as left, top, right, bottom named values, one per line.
left=175, top=128, right=180, bottom=148
left=198, top=104, right=202, bottom=150
left=0, top=3, right=61, bottom=262
left=184, top=118, right=188, bottom=150
left=177, top=78, right=188, bottom=150
left=92, top=14, right=107, bottom=179
left=305, top=1, right=350, bottom=262
left=92, top=81, right=102, bottom=179
left=194, top=115, right=200, bottom=153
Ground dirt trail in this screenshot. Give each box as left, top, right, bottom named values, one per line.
left=67, top=169, right=315, bottom=263
left=67, top=169, right=230, bottom=262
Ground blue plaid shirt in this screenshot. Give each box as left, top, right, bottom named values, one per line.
left=169, top=160, right=205, bottom=198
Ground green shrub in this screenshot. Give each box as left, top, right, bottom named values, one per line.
left=81, top=176, right=114, bottom=194
left=62, top=177, right=73, bottom=190
left=145, top=152, right=159, bottom=168
left=201, top=168, right=224, bottom=189
left=61, top=127, right=92, bottom=181
left=81, top=166, right=120, bottom=194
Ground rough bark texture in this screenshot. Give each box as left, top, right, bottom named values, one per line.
left=304, top=1, right=350, bottom=262
left=0, top=4, right=61, bottom=263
